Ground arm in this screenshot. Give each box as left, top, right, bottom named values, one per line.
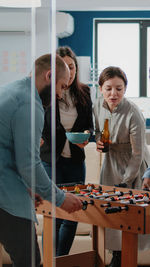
left=93, top=99, right=101, bottom=143
left=11, top=103, right=83, bottom=212
left=76, top=91, right=94, bottom=148
left=85, top=86, right=94, bottom=136
left=42, top=106, right=51, bottom=146
left=122, top=111, right=146, bottom=186
left=11, top=102, right=65, bottom=206
left=93, top=103, right=107, bottom=152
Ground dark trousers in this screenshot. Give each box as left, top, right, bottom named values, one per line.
left=42, top=156, right=85, bottom=256
left=0, top=208, right=41, bottom=267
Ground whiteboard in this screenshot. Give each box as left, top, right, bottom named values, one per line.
left=0, top=32, right=31, bottom=86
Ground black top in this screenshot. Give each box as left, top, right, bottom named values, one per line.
left=40, top=87, right=94, bottom=164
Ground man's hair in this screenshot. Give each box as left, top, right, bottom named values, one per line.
left=35, top=53, right=67, bottom=82
left=56, top=54, right=68, bottom=82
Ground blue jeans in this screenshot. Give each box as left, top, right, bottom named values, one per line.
left=42, top=156, right=85, bottom=256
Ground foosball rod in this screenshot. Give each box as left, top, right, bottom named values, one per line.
left=120, top=196, right=150, bottom=204
left=105, top=193, right=144, bottom=202
left=92, top=190, right=133, bottom=199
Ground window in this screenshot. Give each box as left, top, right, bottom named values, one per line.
left=94, top=20, right=150, bottom=97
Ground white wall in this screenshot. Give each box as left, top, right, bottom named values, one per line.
left=36, top=7, right=52, bottom=58
left=56, top=0, right=150, bottom=11
left=0, top=6, right=53, bottom=86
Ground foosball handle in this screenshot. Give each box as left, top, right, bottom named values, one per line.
left=101, top=202, right=111, bottom=208
left=114, top=183, right=127, bottom=188
left=82, top=200, right=94, bottom=210
left=105, top=205, right=128, bottom=214
left=105, top=206, right=122, bottom=214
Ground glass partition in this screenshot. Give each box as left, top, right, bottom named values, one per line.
left=0, top=1, right=56, bottom=266
left=147, top=27, right=150, bottom=97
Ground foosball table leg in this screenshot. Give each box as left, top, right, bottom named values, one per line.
left=121, top=231, right=138, bottom=267
left=43, top=215, right=54, bottom=267
left=92, top=225, right=105, bottom=267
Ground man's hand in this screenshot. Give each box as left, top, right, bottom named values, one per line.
left=142, top=178, right=150, bottom=190
left=60, top=193, right=83, bottom=213
left=35, top=193, right=43, bottom=208
left=28, top=188, right=43, bottom=208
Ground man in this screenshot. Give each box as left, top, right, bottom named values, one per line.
left=0, top=54, right=82, bottom=267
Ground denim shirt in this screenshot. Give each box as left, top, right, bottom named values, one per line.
left=0, top=77, right=65, bottom=221
left=142, top=168, right=150, bottom=179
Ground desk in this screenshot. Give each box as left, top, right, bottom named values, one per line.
left=36, top=184, right=150, bottom=267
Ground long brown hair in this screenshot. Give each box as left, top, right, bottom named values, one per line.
left=56, top=46, right=90, bottom=106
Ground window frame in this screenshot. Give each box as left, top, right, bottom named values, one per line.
left=94, top=19, right=150, bottom=97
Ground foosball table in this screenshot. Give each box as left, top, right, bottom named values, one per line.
left=36, top=183, right=150, bottom=267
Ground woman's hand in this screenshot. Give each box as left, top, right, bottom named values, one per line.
left=96, top=140, right=104, bottom=152
left=40, top=138, right=44, bottom=147
left=76, top=140, right=89, bottom=148
left=75, top=130, right=90, bottom=148
left=84, top=130, right=90, bottom=134
left=96, top=139, right=112, bottom=152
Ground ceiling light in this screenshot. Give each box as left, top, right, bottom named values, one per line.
left=0, top=0, right=41, bottom=8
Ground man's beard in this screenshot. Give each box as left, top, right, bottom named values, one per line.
left=39, top=84, right=51, bottom=107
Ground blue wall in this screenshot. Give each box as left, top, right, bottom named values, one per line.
left=59, top=11, right=150, bottom=58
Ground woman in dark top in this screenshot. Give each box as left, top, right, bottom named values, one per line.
left=40, top=46, right=93, bottom=256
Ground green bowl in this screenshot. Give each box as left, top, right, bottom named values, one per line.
left=66, top=132, right=90, bottom=144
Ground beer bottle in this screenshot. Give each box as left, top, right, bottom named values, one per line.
left=100, top=119, right=110, bottom=152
